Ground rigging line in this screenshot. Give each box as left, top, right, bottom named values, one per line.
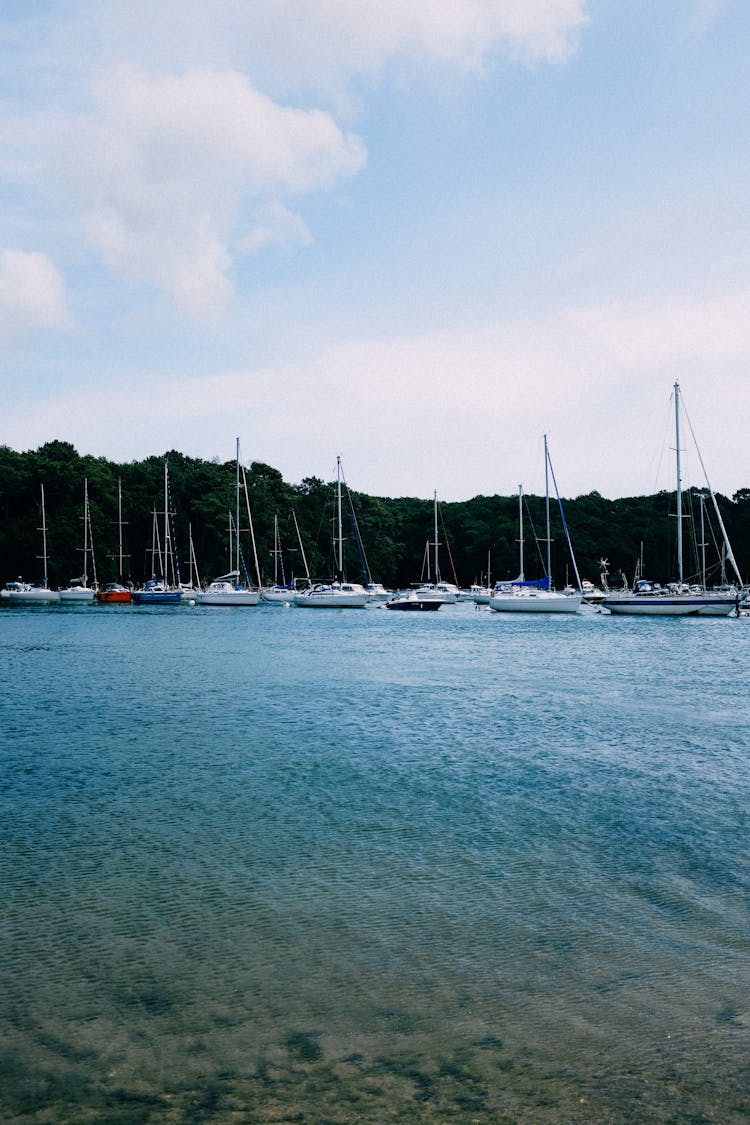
left=523, top=498, right=546, bottom=575
left=680, top=394, right=743, bottom=585
left=653, top=392, right=674, bottom=494
left=546, top=445, right=583, bottom=592
left=438, top=502, right=460, bottom=588
left=241, top=464, right=262, bottom=588
left=339, top=461, right=372, bottom=585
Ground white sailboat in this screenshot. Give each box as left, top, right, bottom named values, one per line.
left=5, top=484, right=60, bottom=603
left=196, top=440, right=261, bottom=606
left=59, top=478, right=97, bottom=603
left=601, top=384, right=744, bottom=617
left=261, top=515, right=296, bottom=603
left=489, top=439, right=582, bottom=614
left=293, top=457, right=368, bottom=608
left=414, top=492, right=460, bottom=603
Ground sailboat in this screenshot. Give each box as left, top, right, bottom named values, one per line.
left=97, top=477, right=132, bottom=603
left=133, top=460, right=182, bottom=604
left=489, top=438, right=582, bottom=614
left=196, top=439, right=261, bottom=606
left=293, top=457, right=368, bottom=607
left=414, top=492, right=460, bottom=603
left=4, top=485, right=60, bottom=603
left=261, top=515, right=296, bottom=603
left=601, top=383, right=744, bottom=617
left=59, top=478, right=97, bottom=603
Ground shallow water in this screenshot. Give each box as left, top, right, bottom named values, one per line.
left=1, top=601, right=749, bottom=1122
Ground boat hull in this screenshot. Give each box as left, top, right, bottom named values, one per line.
left=59, top=588, right=96, bottom=603
left=195, top=590, right=261, bottom=606
left=97, top=588, right=132, bottom=604
left=261, top=588, right=296, bottom=604
left=601, top=595, right=738, bottom=617
left=385, top=598, right=441, bottom=611
left=293, top=594, right=368, bottom=608
left=5, top=588, right=60, bottom=604
left=132, top=590, right=183, bottom=605
left=489, top=592, right=582, bottom=614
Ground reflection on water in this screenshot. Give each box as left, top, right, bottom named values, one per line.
left=1, top=603, right=749, bottom=1122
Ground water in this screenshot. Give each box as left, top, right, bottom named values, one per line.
left=1, top=601, right=749, bottom=1123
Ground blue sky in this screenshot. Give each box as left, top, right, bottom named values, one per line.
left=1, top=0, right=748, bottom=500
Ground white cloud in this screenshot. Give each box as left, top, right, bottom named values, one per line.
left=47, top=2, right=589, bottom=88
left=65, top=66, right=365, bottom=317
left=235, top=0, right=589, bottom=82
left=239, top=203, right=314, bottom=256
left=11, top=285, right=746, bottom=502
left=0, top=249, right=70, bottom=344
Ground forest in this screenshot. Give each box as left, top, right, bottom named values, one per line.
left=1, top=441, right=748, bottom=592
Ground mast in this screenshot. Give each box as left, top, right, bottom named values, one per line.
left=117, top=477, right=124, bottom=578
left=518, top=484, right=524, bottom=581
left=674, top=382, right=683, bottom=584
left=163, top=459, right=170, bottom=585
left=87, top=480, right=98, bottom=589
left=82, top=478, right=89, bottom=586
left=272, top=515, right=279, bottom=585
left=39, top=483, right=49, bottom=588
left=433, top=491, right=439, bottom=582
left=336, top=455, right=343, bottom=579
left=235, top=437, right=241, bottom=581
left=544, top=434, right=551, bottom=583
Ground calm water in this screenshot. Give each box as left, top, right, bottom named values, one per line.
left=1, top=601, right=749, bottom=1123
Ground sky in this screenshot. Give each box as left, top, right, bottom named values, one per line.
left=1, top=0, right=749, bottom=501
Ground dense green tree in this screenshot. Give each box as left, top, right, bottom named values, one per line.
left=0, top=443, right=747, bottom=590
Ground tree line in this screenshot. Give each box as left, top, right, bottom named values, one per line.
left=1, top=441, right=748, bottom=590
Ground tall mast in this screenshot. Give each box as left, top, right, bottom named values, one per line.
left=117, top=477, right=124, bottom=577
left=86, top=481, right=98, bottom=589
left=336, top=455, right=343, bottom=577
left=674, top=382, right=683, bottom=584
left=39, top=483, right=49, bottom=588
left=518, top=484, right=524, bottom=580
left=434, top=491, right=439, bottom=582
left=235, top=437, right=241, bottom=580
left=544, top=434, right=551, bottom=582
left=82, top=478, right=89, bottom=586
left=163, top=459, right=169, bottom=584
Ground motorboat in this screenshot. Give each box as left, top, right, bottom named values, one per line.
left=385, top=591, right=442, bottom=611
left=97, top=582, right=132, bottom=604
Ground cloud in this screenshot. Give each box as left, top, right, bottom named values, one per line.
left=234, top=0, right=589, bottom=83
left=0, top=249, right=70, bottom=344
left=10, top=283, right=744, bottom=502
left=66, top=65, right=365, bottom=317
left=49, top=2, right=589, bottom=87
left=239, top=203, right=314, bottom=255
